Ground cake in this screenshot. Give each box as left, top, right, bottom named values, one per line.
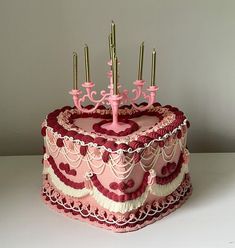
left=41, top=22, right=192, bottom=232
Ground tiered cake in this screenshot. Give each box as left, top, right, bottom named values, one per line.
left=41, top=22, right=191, bottom=232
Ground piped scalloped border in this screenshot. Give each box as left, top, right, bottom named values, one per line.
left=41, top=102, right=190, bottom=154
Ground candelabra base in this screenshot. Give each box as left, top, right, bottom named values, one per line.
left=102, top=122, right=130, bottom=132
left=92, top=119, right=139, bottom=136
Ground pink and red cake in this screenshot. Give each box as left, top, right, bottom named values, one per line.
left=41, top=22, right=191, bottom=232
left=41, top=103, right=191, bottom=232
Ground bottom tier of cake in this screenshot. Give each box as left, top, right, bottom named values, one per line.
left=41, top=175, right=192, bottom=233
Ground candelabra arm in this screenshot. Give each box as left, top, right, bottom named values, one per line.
left=131, top=80, right=145, bottom=101
left=129, top=85, right=158, bottom=111
left=81, top=82, right=110, bottom=103
left=122, top=80, right=145, bottom=103
left=70, top=83, right=111, bottom=113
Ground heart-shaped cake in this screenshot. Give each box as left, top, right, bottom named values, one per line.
left=41, top=102, right=192, bottom=232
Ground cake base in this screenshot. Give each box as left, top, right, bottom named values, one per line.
left=41, top=175, right=192, bottom=233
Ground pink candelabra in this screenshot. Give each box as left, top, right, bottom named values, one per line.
left=70, top=22, right=158, bottom=134
left=70, top=62, right=158, bottom=133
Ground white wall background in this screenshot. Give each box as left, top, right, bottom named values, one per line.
left=0, top=0, right=235, bottom=155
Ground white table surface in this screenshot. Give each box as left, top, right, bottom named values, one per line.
left=0, top=153, right=235, bottom=248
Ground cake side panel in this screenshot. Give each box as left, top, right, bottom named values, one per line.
left=42, top=125, right=190, bottom=230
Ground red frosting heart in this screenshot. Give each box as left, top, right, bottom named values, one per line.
left=59, top=163, right=77, bottom=176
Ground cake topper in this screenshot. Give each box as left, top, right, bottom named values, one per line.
left=70, top=21, right=159, bottom=134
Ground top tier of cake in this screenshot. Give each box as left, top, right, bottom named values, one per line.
left=41, top=102, right=190, bottom=159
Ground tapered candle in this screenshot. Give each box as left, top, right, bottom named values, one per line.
left=111, top=21, right=116, bottom=54
left=108, top=34, right=113, bottom=59
left=113, top=56, right=118, bottom=95
left=137, top=42, right=144, bottom=80
left=111, top=47, right=115, bottom=93
left=151, top=49, right=156, bottom=86
left=73, top=52, right=78, bottom=89
left=84, top=44, right=91, bottom=82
